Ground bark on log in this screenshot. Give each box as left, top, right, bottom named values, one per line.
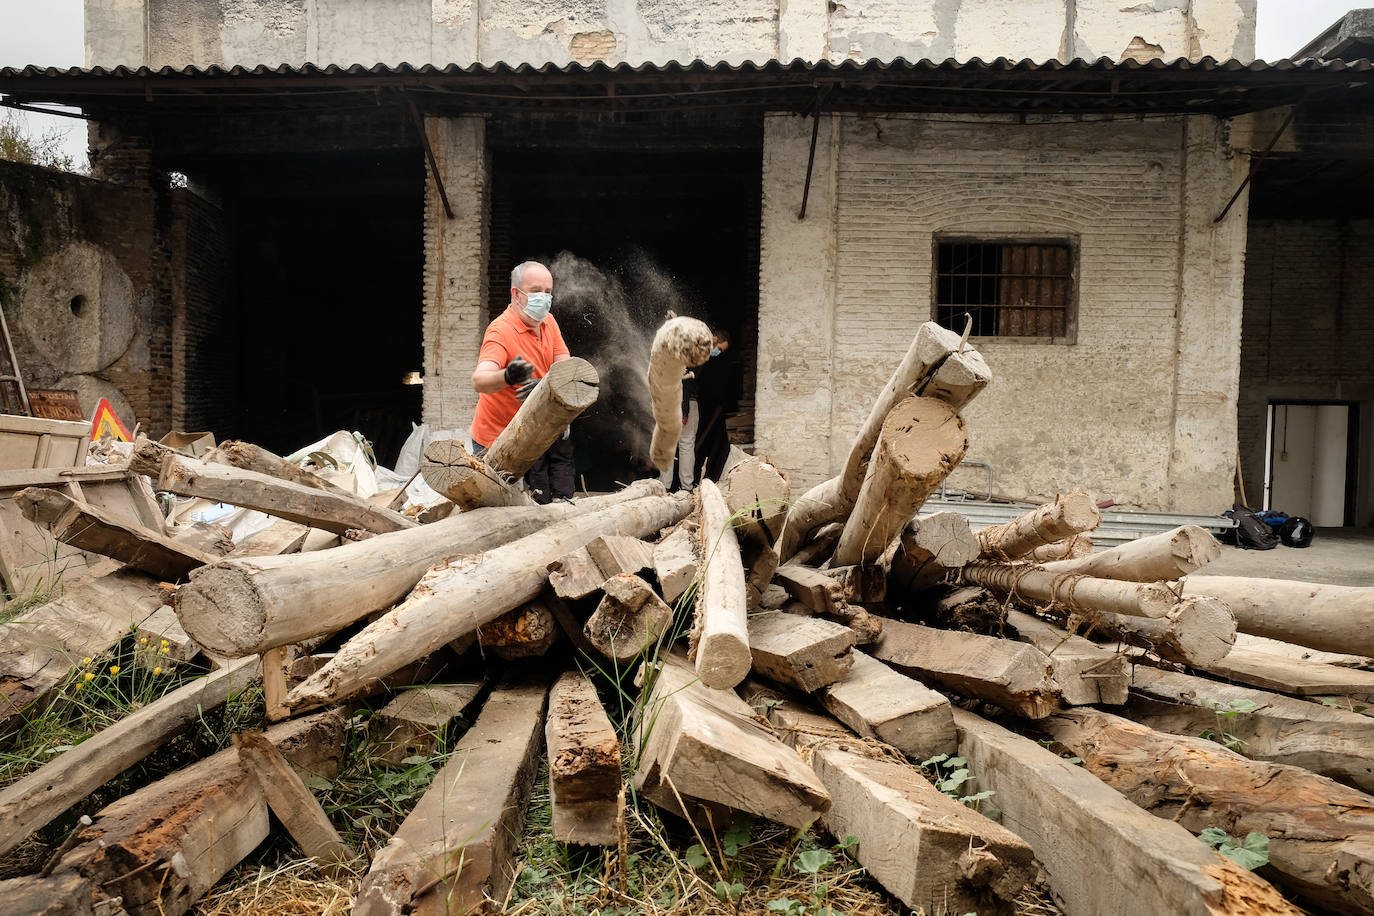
left=958, top=559, right=1179, bottom=619
left=547, top=669, right=622, bottom=846
left=1043, top=707, right=1374, bottom=914
left=690, top=480, right=751, bottom=689
left=976, top=490, right=1101, bottom=560
left=419, top=438, right=531, bottom=509
left=747, top=611, right=855, bottom=692
left=776, top=322, right=970, bottom=563
left=888, top=511, right=981, bottom=595
left=1125, top=665, right=1374, bottom=794
left=751, top=687, right=1035, bottom=914
left=286, top=492, right=689, bottom=707
left=817, top=650, right=957, bottom=756
left=648, top=317, right=713, bottom=471
left=484, top=357, right=599, bottom=479
left=870, top=616, right=1062, bottom=719
left=205, top=440, right=352, bottom=496
left=632, top=652, right=830, bottom=829
left=46, top=711, right=345, bottom=916
left=1041, top=525, right=1220, bottom=582
left=157, top=454, right=416, bottom=535
left=583, top=574, right=674, bottom=664
left=952, top=706, right=1296, bottom=916
left=1181, top=575, right=1374, bottom=658
left=175, top=481, right=664, bottom=656
left=1196, top=646, right=1374, bottom=705
left=0, top=655, right=261, bottom=858
left=1071, top=596, right=1237, bottom=667
left=17, top=487, right=216, bottom=581
left=1005, top=609, right=1128, bottom=705
left=832, top=397, right=968, bottom=567
left=355, top=676, right=548, bottom=916
left=478, top=600, right=559, bottom=659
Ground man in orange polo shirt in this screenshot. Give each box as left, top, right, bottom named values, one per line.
left=470, top=260, right=574, bottom=502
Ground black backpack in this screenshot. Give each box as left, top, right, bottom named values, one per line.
left=1223, top=504, right=1279, bottom=550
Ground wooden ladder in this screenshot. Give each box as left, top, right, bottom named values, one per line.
left=0, top=305, right=29, bottom=416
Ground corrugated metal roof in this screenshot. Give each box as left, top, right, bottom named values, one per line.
left=2, top=56, right=1370, bottom=118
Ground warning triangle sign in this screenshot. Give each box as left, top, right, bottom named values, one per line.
left=90, top=398, right=133, bottom=442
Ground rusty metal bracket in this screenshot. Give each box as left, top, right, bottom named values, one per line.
left=1214, top=105, right=1296, bottom=224
left=797, top=85, right=832, bottom=220
left=406, top=96, right=454, bottom=220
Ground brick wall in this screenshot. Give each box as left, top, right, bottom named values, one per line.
left=759, top=112, right=1247, bottom=511
left=1240, top=219, right=1374, bottom=524
left=170, top=189, right=236, bottom=436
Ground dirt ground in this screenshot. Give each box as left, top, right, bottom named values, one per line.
left=1191, top=527, right=1374, bottom=587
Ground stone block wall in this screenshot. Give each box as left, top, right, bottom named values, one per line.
left=757, top=111, right=1248, bottom=512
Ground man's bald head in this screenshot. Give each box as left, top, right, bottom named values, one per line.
left=511, top=260, right=551, bottom=291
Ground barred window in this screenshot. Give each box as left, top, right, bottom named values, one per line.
left=934, top=239, right=1076, bottom=339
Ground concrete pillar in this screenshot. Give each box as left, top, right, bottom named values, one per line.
left=1166, top=115, right=1249, bottom=513
left=421, top=116, right=489, bottom=434
left=756, top=112, right=839, bottom=490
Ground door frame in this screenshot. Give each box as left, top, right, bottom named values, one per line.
left=1264, top=400, right=1361, bottom=525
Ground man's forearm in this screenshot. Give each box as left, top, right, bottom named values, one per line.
left=472, top=366, right=510, bottom=394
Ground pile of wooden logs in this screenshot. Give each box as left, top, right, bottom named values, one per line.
left=1, top=320, right=1372, bottom=916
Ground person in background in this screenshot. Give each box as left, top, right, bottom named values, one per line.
left=694, top=327, right=741, bottom=483
left=660, top=329, right=730, bottom=491
left=469, top=260, right=575, bottom=502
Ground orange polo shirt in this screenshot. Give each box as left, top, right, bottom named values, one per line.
left=470, top=304, right=570, bottom=446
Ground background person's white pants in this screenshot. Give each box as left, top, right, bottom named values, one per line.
left=659, top=399, right=699, bottom=491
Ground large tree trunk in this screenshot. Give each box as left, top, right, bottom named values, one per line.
left=1044, top=707, right=1374, bottom=915
left=953, top=706, right=1296, bottom=916
left=1181, top=575, right=1374, bottom=658
left=958, top=560, right=1180, bottom=619
left=156, top=453, right=416, bottom=535
left=419, top=438, right=531, bottom=509
left=976, top=490, right=1100, bottom=560
left=1124, top=665, right=1374, bottom=795
left=175, top=481, right=664, bottom=657
left=690, top=479, right=751, bottom=689
left=484, top=357, right=599, bottom=479
left=647, top=317, right=713, bottom=471
left=1041, top=525, right=1220, bottom=581
left=285, top=492, right=689, bottom=707
left=832, top=397, right=968, bottom=567
left=777, top=322, right=978, bottom=563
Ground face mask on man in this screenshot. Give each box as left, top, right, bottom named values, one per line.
left=710, top=346, right=721, bottom=358
left=522, top=291, right=552, bottom=321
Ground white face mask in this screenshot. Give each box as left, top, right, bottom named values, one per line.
left=522, top=291, right=552, bottom=321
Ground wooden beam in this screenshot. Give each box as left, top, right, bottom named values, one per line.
left=1073, top=596, right=1237, bottom=667
left=547, top=669, right=621, bottom=846
left=690, top=480, right=750, bottom=689
left=719, top=455, right=790, bottom=545
left=871, top=616, right=1062, bottom=719
left=234, top=730, right=354, bottom=866
left=585, top=534, right=655, bottom=578
left=1124, top=665, right=1374, bottom=794
left=817, top=650, right=956, bottom=756
left=1044, top=707, right=1374, bottom=914
left=227, top=518, right=308, bottom=557
left=17, top=487, right=216, bottom=580
left=583, top=574, right=673, bottom=664
left=548, top=546, right=607, bottom=600
left=976, top=490, right=1100, bottom=560
left=652, top=524, right=697, bottom=603
left=632, top=652, right=829, bottom=829
left=749, top=685, right=1036, bottom=914
left=157, top=453, right=416, bottom=536
left=1196, top=646, right=1374, bottom=705
left=747, top=611, right=855, bottom=691
left=175, top=481, right=664, bottom=656
left=1006, top=609, right=1128, bottom=705
left=368, top=682, right=486, bottom=764
left=355, top=676, right=549, bottom=916
left=286, top=492, right=689, bottom=708
left=0, top=655, right=261, bottom=858
left=832, top=397, right=968, bottom=567
left=952, top=706, right=1296, bottom=916
left=1182, top=575, right=1374, bottom=658
left=477, top=600, right=560, bottom=659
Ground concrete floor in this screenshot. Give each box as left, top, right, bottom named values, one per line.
left=1191, top=527, right=1374, bottom=587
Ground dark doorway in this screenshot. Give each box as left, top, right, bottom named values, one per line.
left=209, top=150, right=424, bottom=466
left=488, top=136, right=762, bottom=491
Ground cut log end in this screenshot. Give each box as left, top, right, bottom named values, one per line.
left=175, top=564, right=268, bottom=656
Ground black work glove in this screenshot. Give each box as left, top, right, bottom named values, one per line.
left=504, top=355, right=533, bottom=386
left=515, top=378, right=538, bottom=402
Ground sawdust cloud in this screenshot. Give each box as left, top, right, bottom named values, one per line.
left=549, top=250, right=707, bottom=462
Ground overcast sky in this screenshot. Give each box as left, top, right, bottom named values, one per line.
left=0, top=0, right=1366, bottom=172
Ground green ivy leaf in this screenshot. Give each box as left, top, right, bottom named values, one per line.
left=920, top=753, right=949, bottom=767
left=685, top=844, right=708, bottom=870
left=1221, top=832, right=1270, bottom=871
left=795, top=848, right=834, bottom=875
left=1198, top=827, right=1231, bottom=848
left=766, top=899, right=802, bottom=914
left=724, top=814, right=753, bottom=856
left=835, top=835, right=860, bottom=852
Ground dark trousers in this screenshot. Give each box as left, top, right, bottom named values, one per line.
left=525, top=435, right=575, bottom=503
left=472, top=436, right=575, bottom=504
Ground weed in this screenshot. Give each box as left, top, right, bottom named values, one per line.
left=1320, top=696, right=1369, bottom=714
left=1198, top=697, right=1256, bottom=751
left=920, top=753, right=995, bottom=808
left=1199, top=827, right=1270, bottom=870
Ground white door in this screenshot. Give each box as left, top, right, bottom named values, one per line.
left=1267, top=404, right=1349, bottom=526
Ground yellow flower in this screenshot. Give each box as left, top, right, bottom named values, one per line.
left=160, top=639, right=169, bottom=646
left=139, top=636, right=148, bottom=644
left=160, top=647, right=170, bottom=655
left=75, top=682, right=84, bottom=691
left=108, top=665, right=120, bottom=675
left=82, top=657, right=92, bottom=665
left=153, top=667, right=162, bottom=676
left=83, top=672, right=94, bottom=682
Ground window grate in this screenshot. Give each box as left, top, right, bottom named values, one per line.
left=935, top=241, right=1074, bottom=338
